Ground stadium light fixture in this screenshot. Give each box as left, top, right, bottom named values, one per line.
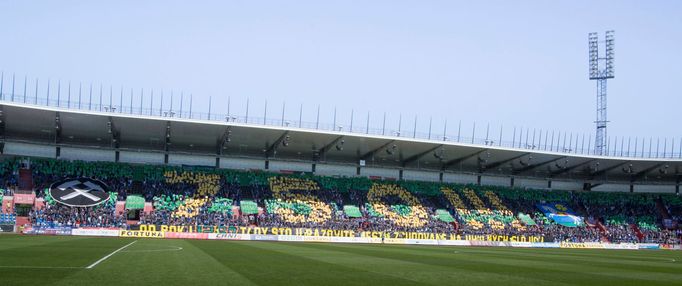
left=335, top=145, right=343, bottom=151
left=335, top=139, right=345, bottom=151
left=588, top=30, right=615, bottom=156
left=588, top=32, right=599, bottom=79
left=386, top=144, right=397, bottom=155
left=433, top=148, right=445, bottom=160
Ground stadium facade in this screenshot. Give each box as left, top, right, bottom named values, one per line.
left=0, top=97, right=681, bottom=250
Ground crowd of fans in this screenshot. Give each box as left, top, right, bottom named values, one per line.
left=29, top=203, right=126, bottom=228
left=0, top=158, right=679, bottom=244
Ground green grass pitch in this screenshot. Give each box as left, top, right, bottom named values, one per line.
left=0, top=235, right=681, bottom=285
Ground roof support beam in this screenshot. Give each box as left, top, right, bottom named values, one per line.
left=402, top=144, right=444, bottom=167
left=481, top=153, right=530, bottom=172
left=107, top=116, right=120, bottom=149
left=164, top=121, right=171, bottom=153
left=441, top=149, right=487, bottom=170
left=54, top=112, right=62, bottom=144
left=590, top=161, right=631, bottom=178
left=587, top=182, right=603, bottom=190
left=630, top=163, right=667, bottom=182
left=551, top=159, right=596, bottom=177
left=217, top=126, right=232, bottom=155
left=360, top=140, right=395, bottom=161
left=513, top=156, right=567, bottom=175
left=265, top=131, right=290, bottom=158
left=317, top=135, right=345, bottom=161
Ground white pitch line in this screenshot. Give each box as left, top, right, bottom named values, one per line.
left=86, top=240, right=137, bottom=269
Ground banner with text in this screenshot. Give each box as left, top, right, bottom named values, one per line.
left=138, top=224, right=544, bottom=242
left=119, top=230, right=165, bottom=238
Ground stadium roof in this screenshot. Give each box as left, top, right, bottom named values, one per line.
left=1, top=101, right=680, bottom=185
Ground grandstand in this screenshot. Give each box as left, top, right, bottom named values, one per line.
left=0, top=78, right=679, bottom=286
left=0, top=100, right=677, bottom=245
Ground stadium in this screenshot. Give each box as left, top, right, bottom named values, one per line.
left=1, top=2, right=682, bottom=286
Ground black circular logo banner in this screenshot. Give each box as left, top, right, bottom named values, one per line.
left=49, top=178, right=111, bottom=207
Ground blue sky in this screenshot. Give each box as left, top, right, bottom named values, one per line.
left=0, top=0, right=680, bottom=143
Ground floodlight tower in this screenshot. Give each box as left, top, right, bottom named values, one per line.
left=588, top=31, right=615, bottom=156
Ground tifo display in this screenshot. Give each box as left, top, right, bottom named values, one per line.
left=0, top=158, right=681, bottom=248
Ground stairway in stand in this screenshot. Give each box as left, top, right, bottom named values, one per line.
left=115, top=201, right=126, bottom=216
left=18, top=169, right=33, bottom=191
left=573, top=199, right=590, bottom=218
left=655, top=197, right=672, bottom=220
left=595, top=221, right=609, bottom=242
left=130, top=180, right=144, bottom=195
left=15, top=217, right=31, bottom=228
left=12, top=166, right=36, bottom=231
left=630, top=224, right=644, bottom=242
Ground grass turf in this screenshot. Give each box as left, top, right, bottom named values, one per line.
left=0, top=234, right=681, bottom=285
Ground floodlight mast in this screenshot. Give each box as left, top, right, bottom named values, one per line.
left=589, top=30, right=615, bottom=156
